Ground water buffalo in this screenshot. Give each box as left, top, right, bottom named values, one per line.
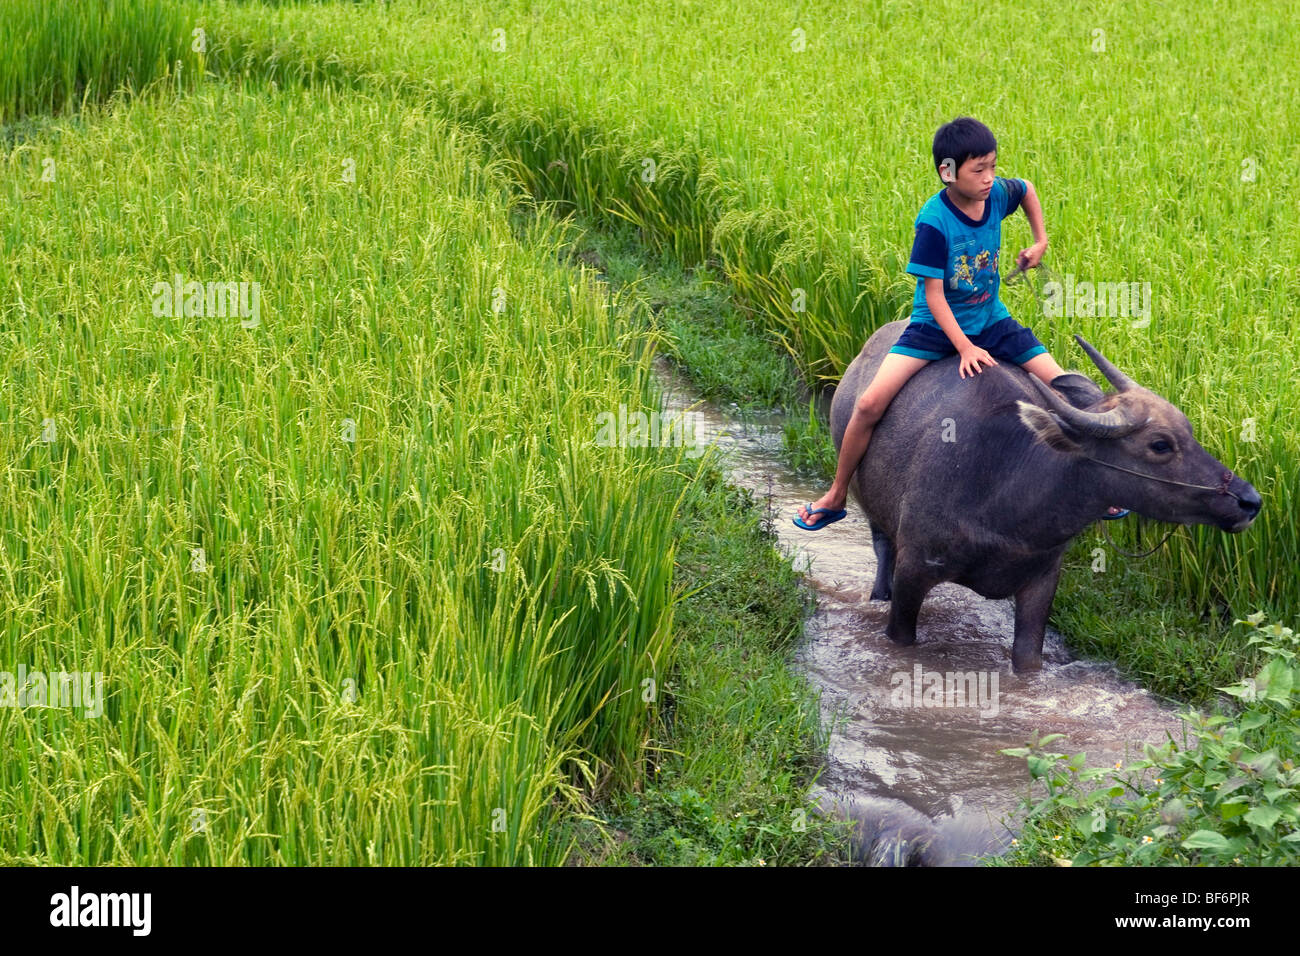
left=832, top=319, right=1262, bottom=672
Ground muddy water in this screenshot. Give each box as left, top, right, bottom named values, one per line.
left=653, top=356, right=1192, bottom=866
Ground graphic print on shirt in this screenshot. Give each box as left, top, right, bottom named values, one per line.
left=950, top=241, right=999, bottom=306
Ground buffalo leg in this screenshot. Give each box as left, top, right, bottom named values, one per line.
left=885, top=550, right=935, bottom=646
left=869, top=523, right=894, bottom=601
left=1011, top=553, right=1065, bottom=672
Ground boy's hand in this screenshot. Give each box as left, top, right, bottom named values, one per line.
left=958, top=346, right=998, bottom=378
left=1016, top=239, right=1049, bottom=272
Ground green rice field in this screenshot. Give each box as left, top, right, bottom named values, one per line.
left=0, top=0, right=1296, bottom=867
left=0, top=77, right=706, bottom=864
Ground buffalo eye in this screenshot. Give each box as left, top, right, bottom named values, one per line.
left=1149, top=438, right=1174, bottom=454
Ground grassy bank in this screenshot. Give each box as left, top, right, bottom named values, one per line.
left=992, top=612, right=1300, bottom=866
left=546, top=214, right=836, bottom=479
left=528, top=214, right=851, bottom=864
left=564, top=466, right=854, bottom=865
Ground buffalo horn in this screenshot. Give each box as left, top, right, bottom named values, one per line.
left=1073, top=334, right=1139, bottom=393
left=1026, top=374, right=1139, bottom=437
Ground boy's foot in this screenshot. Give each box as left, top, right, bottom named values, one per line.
left=1103, top=506, right=1130, bottom=520
left=794, top=495, right=848, bottom=531
left=793, top=504, right=847, bottom=531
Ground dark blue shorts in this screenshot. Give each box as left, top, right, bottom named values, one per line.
left=887, top=316, right=1047, bottom=364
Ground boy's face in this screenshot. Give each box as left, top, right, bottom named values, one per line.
left=949, top=151, right=997, bottom=201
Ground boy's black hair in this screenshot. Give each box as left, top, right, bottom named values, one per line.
left=932, top=117, right=997, bottom=183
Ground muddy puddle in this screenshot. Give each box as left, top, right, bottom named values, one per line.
left=652, top=355, right=1193, bottom=866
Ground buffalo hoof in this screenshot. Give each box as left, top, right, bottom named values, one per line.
left=1011, top=652, right=1043, bottom=673
left=884, top=625, right=916, bottom=646
left=870, top=584, right=892, bottom=601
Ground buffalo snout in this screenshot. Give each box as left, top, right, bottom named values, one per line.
left=1223, top=478, right=1262, bottom=532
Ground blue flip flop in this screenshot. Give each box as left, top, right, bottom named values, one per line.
left=793, top=504, right=847, bottom=531
left=1102, top=507, right=1131, bottom=520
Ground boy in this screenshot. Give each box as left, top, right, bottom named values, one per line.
left=794, top=116, right=1128, bottom=530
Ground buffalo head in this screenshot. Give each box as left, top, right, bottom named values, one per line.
left=1016, top=335, right=1261, bottom=533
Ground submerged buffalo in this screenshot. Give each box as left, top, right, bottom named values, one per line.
left=833, top=320, right=1262, bottom=672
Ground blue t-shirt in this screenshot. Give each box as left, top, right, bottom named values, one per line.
left=905, top=177, right=1027, bottom=336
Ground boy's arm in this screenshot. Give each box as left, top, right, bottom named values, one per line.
left=924, top=278, right=970, bottom=351
left=924, top=278, right=997, bottom=377
left=1016, top=180, right=1049, bottom=268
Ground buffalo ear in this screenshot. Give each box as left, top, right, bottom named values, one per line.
left=1016, top=400, right=1082, bottom=453
left=1049, top=371, right=1106, bottom=409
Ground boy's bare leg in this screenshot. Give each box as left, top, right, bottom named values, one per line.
left=1020, top=352, right=1066, bottom=385
left=797, top=352, right=930, bottom=527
